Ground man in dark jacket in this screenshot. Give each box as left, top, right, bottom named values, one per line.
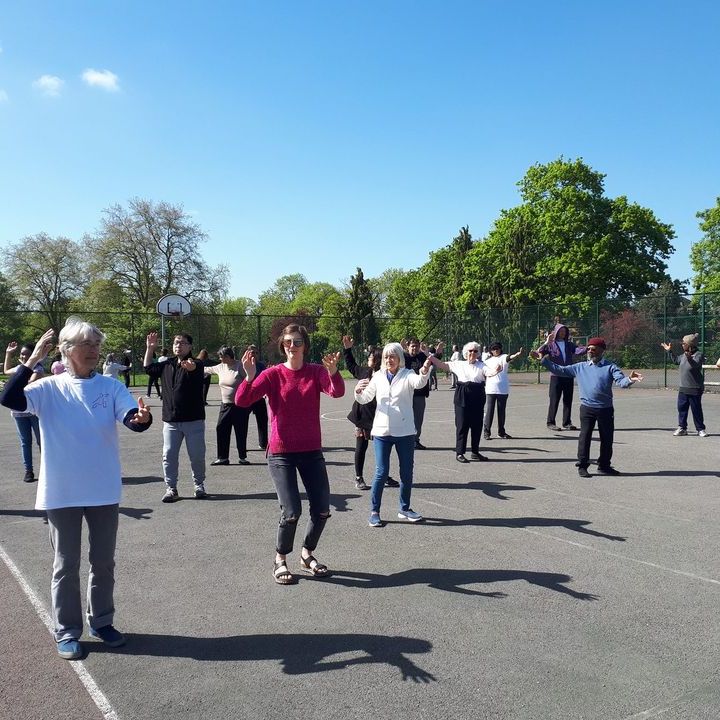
left=404, top=338, right=430, bottom=449
left=144, top=331, right=207, bottom=502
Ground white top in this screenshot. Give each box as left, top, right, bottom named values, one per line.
left=355, top=368, right=429, bottom=437
left=24, top=373, right=137, bottom=510
left=102, top=361, right=128, bottom=379
left=205, top=362, right=245, bottom=404
left=446, top=360, right=486, bottom=384
left=482, top=354, right=510, bottom=394
left=7, top=363, right=44, bottom=417
left=450, top=351, right=461, bottom=362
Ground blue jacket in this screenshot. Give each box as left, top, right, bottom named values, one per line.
left=540, top=357, right=633, bottom=408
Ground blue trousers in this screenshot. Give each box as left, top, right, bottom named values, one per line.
left=677, top=392, right=705, bottom=431
left=14, top=415, right=40, bottom=471
left=370, top=435, right=415, bottom=514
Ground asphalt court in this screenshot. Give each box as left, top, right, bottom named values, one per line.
left=1, top=379, right=719, bottom=720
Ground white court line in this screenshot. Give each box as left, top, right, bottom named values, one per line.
left=0, top=543, right=121, bottom=720
left=617, top=673, right=718, bottom=719
left=419, top=497, right=720, bottom=588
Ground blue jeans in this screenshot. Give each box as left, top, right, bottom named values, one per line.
left=162, top=420, right=206, bottom=488
left=14, top=415, right=40, bottom=471
left=370, top=435, right=415, bottom=514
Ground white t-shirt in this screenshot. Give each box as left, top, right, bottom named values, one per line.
left=446, top=360, right=486, bottom=383
left=482, top=354, right=510, bottom=395
left=102, top=361, right=127, bottom=379
left=24, top=373, right=137, bottom=510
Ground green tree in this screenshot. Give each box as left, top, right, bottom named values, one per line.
left=257, top=273, right=308, bottom=316
left=3, top=233, right=85, bottom=330
left=690, top=196, right=720, bottom=294
left=344, top=267, right=378, bottom=347
left=0, top=270, right=24, bottom=345
left=462, top=158, right=676, bottom=311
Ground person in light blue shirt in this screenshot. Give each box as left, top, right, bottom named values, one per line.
left=531, top=337, right=643, bottom=478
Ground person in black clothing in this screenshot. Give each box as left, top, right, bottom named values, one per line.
left=144, top=332, right=207, bottom=502
left=146, top=351, right=162, bottom=399
left=342, top=336, right=392, bottom=490
left=121, top=350, right=132, bottom=388
left=197, top=349, right=212, bottom=405
left=246, top=345, right=269, bottom=450
left=404, top=338, right=430, bottom=449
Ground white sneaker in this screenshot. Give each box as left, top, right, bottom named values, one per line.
left=673, top=427, right=687, bottom=436
left=698, top=430, right=708, bottom=437
left=397, top=509, right=423, bottom=522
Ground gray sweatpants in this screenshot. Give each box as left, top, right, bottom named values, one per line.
left=162, top=420, right=206, bottom=488
left=46, top=504, right=119, bottom=642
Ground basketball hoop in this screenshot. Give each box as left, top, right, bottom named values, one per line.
left=156, top=294, right=192, bottom=349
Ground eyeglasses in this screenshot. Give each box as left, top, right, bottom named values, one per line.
left=467, top=349, right=479, bottom=354
left=282, top=338, right=304, bottom=347
left=173, top=341, right=190, bottom=346
left=74, top=341, right=102, bottom=350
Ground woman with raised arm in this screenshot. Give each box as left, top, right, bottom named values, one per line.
left=355, top=342, right=432, bottom=527
left=0, top=319, right=152, bottom=661
left=3, top=340, right=44, bottom=482
left=342, top=335, right=383, bottom=490
left=482, top=342, right=524, bottom=440
left=235, top=324, right=344, bottom=585
left=429, top=341, right=488, bottom=463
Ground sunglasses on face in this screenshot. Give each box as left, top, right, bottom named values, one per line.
left=282, top=338, right=304, bottom=347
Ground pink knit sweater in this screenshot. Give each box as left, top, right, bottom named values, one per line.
left=234, top=363, right=345, bottom=454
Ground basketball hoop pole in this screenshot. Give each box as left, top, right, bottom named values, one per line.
left=161, top=315, right=166, bottom=350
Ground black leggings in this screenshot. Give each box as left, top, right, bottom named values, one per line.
left=267, top=451, right=330, bottom=555
left=354, top=430, right=370, bottom=477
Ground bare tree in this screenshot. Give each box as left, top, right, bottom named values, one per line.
left=86, top=198, right=228, bottom=309
left=3, top=233, right=85, bottom=329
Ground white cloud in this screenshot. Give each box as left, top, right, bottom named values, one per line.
left=82, top=68, right=119, bottom=92
left=33, top=74, right=64, bottom=97
left=0, top=90, right=8, bottom=103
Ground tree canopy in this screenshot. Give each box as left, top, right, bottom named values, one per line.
left=690, top=196, right=720, bottom=294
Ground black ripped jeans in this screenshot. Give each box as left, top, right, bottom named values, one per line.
left=267, top=450, right=330, bottom=555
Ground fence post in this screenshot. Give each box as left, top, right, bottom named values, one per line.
left=536, top=304, right=541, bottom=384
left=700, top=292, right=706, bottom=383
left=256, top=315, right=262, bottom=360
left=663, top=294, right=668, bottom=389
left=595, top=299, right=600, bottom=337
left=130, top=312, right=136, bottom=386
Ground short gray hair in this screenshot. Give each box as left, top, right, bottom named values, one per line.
left=462, top=341, right=481, bottom=360
left=59, top=317, right=105, bottom=362
left=382, top=342, right=405, bottom=371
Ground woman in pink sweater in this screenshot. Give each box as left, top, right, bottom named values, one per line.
left=235, top=324, right=344, bottom=585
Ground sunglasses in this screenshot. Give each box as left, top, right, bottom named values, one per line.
left=282, top=338, right=304, bottom=347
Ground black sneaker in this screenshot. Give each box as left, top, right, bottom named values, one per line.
left=563, top=424, right=578, bottom=431
left=23, top=469, right=35, bottom=483
left=384, top=477, right=399, bottom=488
left=415, top=441, right=427, bottom=450
left=483, top=433, right=491, bottom=441
left=194, top=484, right=208, bottom=499
left=238, top=457, right=250, bottom=465
left=470, top=452, right=489, bottom=461
left=355, top=477, right=369, bottom=490
left=211, top=458, right=229, bottom=466
left=547, top=424, right=562, bottom=431
left=597, top=466, right=621, bottom=476
left=456, top=454, right=470, bottom=463
left=578, top=467, right=591, bottom=478
left=162, top=487, right=179, bottom=503
left=498, top=433, right=512, bottom=439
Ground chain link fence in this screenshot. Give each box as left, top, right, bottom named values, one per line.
left=1, top=292, right=719, bottom=389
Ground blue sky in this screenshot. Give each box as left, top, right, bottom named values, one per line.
left=1, top=1, right=718, bottom=301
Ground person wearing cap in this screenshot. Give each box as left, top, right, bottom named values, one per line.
left=660, top=334, right=707, bottom=437
left=531, top=338, right=643, bottom=478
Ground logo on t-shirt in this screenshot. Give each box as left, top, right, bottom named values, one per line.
left=92, top=393, right=110, bottom=409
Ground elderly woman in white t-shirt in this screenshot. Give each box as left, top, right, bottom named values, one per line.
left=429, top=341, right=488, bottom=463
left=0, top=319, right=152, bottom=661
left=482, top=342, right=523, bottom=440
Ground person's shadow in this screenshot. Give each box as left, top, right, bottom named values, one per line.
left=325, top=568, right=597, bottom=600
left=412, top=481, right=535, bottom=500
left=205, top=492, right=360, bottom=512
left=101, top=632, right=436, bottom=682
left=423, top=516, right=625, bottom=541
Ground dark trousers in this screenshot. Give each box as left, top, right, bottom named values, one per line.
left=577, top=405, right=614, bottom=469
left=354, top=431, right=370, bottom=477
left=216, top=403, right=250, bottom=460
left=267, top=451, right=330, bottom=555
left=455, top=395, right=485, bottom=455
left=251, top=399, right=269, bottom=449
left=677, top=392, right=705, bottom=431
left=484, top=394, right=508, bottom=435
left=547, top=375, right=574, bottom=427
left=122, top=369, right=130, bottom=388
left=203, top=375, right=211, bottom=403
left=146, top=377, right=161, bottom=398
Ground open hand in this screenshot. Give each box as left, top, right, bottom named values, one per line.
left=241, top=349, right=256, bottom=381
left=529, top=349, right=542, bottom=360
left=322, top=351, right=340, bottom=375
left=660, top=342, right=671, bottom=351
left=355, top=378, right=369, bottom=394
left=342, top=335, right=353, bottom=350
left=179, top=358, right=196, bottom=372
left=30, top=329, right=55, bottom=365
left=629, top=370, right=643, bottom=382
left=146, top=332, right=158, bottom=349
left=5, top=341, right=17, bottom=354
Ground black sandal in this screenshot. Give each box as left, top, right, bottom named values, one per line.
left=300, top=554, right=329, bottom=577
left=273, top=560, right=297, bottom=585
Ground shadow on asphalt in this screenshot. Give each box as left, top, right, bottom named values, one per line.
left=122, top=475, right=164, bottom=485
left=411, top=481, right=535, bottom=500
left=92, top=632, right=437, bottom=681
left=422, top=516, right=626, bottom=541
left=326, top=568, right=598, bottom=600
left=202, top=492, right=361, bottom=512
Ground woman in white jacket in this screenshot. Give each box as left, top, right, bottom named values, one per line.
left=355, top=342, right=431, bottom=527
